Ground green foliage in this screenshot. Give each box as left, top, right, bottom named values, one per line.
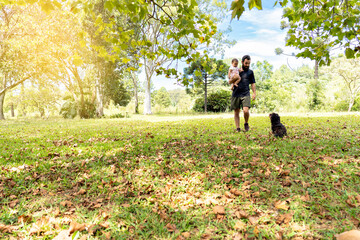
left=306, top=79, right=324, bottom=110
left=78, top=100, right=96, bottom=119
left=183, top=58, right=229, bottom=87
left=59, top=98, right=77, bottom=119
left=230, top=0, right=262, bottom=20
left=104, top=74, right=131, bottom=107
left=109, top=113, right=125, bottom=118
left=252, top=60, right=273, bottom=91
left=153, top=87, right=171, bottom=108
left=282, top=0, right=360, bottom=65
left=193, top=90, right=231, bottom=112
left=334, top=97, right=360, bottom=112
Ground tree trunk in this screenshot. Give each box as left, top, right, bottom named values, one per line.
left=72, top=68, right=86, bottom=118
left=95, top=77, right=104, bottom=117
left=143, top=57, right=153, bottom=115
left=314, top=60, right=319, bottom=79
left=131, top=72, right=139, bottom=114
left=39, top=107, right=45, bottom=117
left=134, top=81, right=139, bottom=114
left=144, top=77, right=152, bottom=115
left=204, top=73, right=208, bottom=113
left=348, top=97, right=354, bottom=112
left=10, top=103, right=14, bottom=117
left=0, top=91, right=5, bottom=120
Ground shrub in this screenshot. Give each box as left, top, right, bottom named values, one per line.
left=109, top=113, right=125, bottom=118
left=78, top=100, right=96, bottom=119
left=193, top=90, right=231, bottom=112
left=59, top=100, right=77, bottom=119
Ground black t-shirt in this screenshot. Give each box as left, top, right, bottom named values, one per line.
left=232, top=69, right=256, bottom=97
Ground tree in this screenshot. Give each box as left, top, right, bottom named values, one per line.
left=193, top=89, right=231, bottom=112
left=251, top=60, right=273, bottom=91
left=330, top=56, right=360, bottom=112
left=183, top=58, right=228, bottom=112
left=10, top=84, right=60, bottom=118
left=0, top=5, right=49, bottom=120
left=153, top=87, right=171, bottom=108
left=102, top=66, right=131, bottom=108
left=44, top=10, right=96, bottom=118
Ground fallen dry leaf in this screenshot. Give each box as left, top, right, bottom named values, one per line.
left=18, top=215, right=32, bottom=224
left=213, top=206, right=225, bottom=215
left=60, top=201, right=73, bottom=207
left=346, top=196, right=358, bottom=207
left=166, top=223, right=177, bottom=232
left=52, top=230, right=71, bottom=240
left=235, top=210, right=249, bottom=219
left=79, top=235, right=88, bottom=240
left=233, top=232, right=243, bottom=240
left=9, top=199, right=19, bottom=208
left=88, top=224, right=107, bottom=236
left=274, top=200, right=289, bottom=210
left=253, top=225, right=259, bottom=236
left=99, top=222, right=110, bottom=229
left=29, top=223, right=42, bottom=235
left=77, top=189, right=86, bottom=195
left=0, top=223, right=18, bottom=233
left=355, top=195, right=360, bottom=204
left=279, top=169, right=290, bottom=177
left=276, top=213, right=293, bottom=225
left=181, top=232, right=191, bottom=238
left=248, top=216, right=259, bottom=225
left=69, top=221, right=87, bottom=234
left=230, top=188, right=242, bottom=196
left=233, top=220, right=246, bottom=231
left=54, top=207, right=61, bottom=217
left=225, top=191, right=233, bottom=198
left=159, top=211, right=168, bottom=221
left=102, top=231, right=111, bottom=239
left=300, top=194, right=310, bottom=202
left=335, top=230, right=360, bottom=240
left=201, top=233, right=211, bottom=240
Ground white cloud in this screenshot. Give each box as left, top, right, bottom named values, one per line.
left=225, top=7, right=314, bottom=69
left=238, top=8, right=284, bottom=29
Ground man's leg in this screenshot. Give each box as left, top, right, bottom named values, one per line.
left=243, top=107, right=250, bottom=131
left=243, top=107, right=249, bottom=123
left=234, top=108, right=240, bottom=129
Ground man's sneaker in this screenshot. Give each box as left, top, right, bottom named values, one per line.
left=236, top=128, right=241, bottom=132
left=244, top=123, right=249, bottom=132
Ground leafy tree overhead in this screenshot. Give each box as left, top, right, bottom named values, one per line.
left=0, top=5, right=50, bottom=120
left=281, top=0, right=360, bottom=66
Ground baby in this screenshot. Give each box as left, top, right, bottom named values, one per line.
left=228, top=58, right=243, bottom=90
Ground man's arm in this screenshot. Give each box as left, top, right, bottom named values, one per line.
left=251, top=83, right=256, bottom=100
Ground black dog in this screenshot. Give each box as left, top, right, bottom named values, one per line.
left=269, top=113, right=287, bottom=138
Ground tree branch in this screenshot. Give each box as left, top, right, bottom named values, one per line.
left=0, top=75, right=32, bottom=95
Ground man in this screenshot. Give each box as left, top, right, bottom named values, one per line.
left=229, top=55, right=256, bottom=132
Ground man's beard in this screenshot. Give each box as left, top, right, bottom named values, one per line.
left=242, top=65, right=249, bottom=71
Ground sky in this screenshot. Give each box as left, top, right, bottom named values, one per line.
left=145, top=0, right=314, bottom=90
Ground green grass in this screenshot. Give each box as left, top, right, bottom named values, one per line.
left=0, top=115, right=359, bottom=239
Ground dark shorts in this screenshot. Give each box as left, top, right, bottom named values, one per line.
left=231, top=95, right=251, bottom=110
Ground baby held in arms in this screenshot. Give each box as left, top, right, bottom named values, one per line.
left=228, top=58, right=243, bottom=90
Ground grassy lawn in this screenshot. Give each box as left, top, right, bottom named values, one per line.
left=0, top=114, right=359, bottom=239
